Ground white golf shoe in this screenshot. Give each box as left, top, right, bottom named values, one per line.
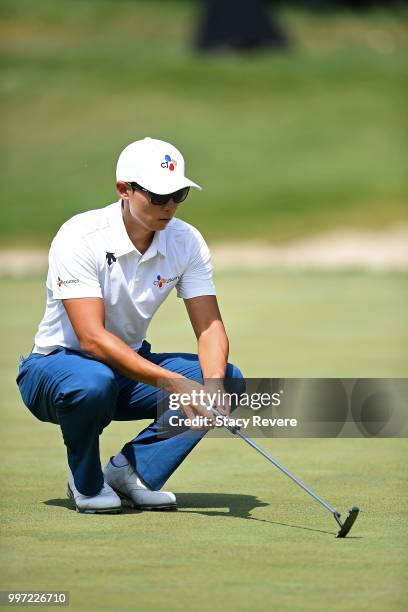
left=103, top=456, right=177, bottom=510
left=67, top=470, right=122, bottom=514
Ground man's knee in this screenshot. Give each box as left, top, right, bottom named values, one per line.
left=57, top=365, right=118, bottom=417
left=226, top=362, right=244, bottom=381
left=81, top=368, right=117, bottom=405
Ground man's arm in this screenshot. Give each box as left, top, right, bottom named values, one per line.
left=62, top=297, right=212, bottom=423
left=184, top=295, right=231, bottom=416
left=184, top=295, right=229, bottom=379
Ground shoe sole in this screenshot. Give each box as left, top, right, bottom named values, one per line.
left=67, top=486, right=122, bottom=514
left=118, top=491, right=177, bottom=511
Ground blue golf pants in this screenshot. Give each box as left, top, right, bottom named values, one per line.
left=16, top=341, right=243, bottom=496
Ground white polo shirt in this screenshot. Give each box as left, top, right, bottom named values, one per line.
left=33, top=200, right=216, bottom=355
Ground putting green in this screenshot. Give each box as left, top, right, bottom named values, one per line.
left=0, top=273, right=407, bottom=610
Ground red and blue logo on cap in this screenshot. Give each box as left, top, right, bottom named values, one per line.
left=161, top=154, right=177, bottom=172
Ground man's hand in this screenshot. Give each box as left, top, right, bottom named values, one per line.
left=203, top=379, right=232, bottom=420
left=166, top=378, right=215, bottom=429
left=167, top=379, right=232, bottom=430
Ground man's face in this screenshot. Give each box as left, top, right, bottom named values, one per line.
left=118, top=182, right=179, bottom=231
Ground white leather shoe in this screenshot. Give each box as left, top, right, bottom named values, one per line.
left=104, top=457, right=177, bottom=510
left=67, top=470, right=122, bottom=514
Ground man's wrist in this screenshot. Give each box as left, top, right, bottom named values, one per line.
left=203, top=371, right=226, bottom=380
left=157, top=373, right=185, bottom=394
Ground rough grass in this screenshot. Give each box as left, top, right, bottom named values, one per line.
left=1, top=1, right=407, bottom=245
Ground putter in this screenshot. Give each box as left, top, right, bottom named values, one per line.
left=214, top=411, right=359, bottom=538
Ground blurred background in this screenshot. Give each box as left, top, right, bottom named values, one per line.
left=0, top=0, right=407, bottom=376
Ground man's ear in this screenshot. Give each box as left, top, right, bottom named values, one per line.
left=116, top=181, right=130, bottom=200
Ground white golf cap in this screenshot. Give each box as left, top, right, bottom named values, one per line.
left=116, top=137, right=202, bottom=195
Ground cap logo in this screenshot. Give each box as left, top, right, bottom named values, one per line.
left=161, top=154, right=177, bottom=172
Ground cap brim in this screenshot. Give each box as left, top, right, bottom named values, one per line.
left=141, top=176, right=202, bottom=195
left=183, top=178, right=202, bottom=192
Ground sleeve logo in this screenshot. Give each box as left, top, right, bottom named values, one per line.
left=57, top=276, right=79, bottom=287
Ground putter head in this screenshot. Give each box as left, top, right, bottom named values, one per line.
left=336, top=506, right=360, bottom=538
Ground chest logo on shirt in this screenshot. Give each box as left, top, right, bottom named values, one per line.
left=106, top=252, right=117, bottom=266
left=154, top=274, right=180, bottom=288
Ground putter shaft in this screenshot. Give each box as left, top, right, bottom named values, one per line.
left=233, top=427, right=339, bottom=516
left=215, top=410, right=359, bottom=537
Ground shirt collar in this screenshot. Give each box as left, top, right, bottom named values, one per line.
left=106, top=200, right=166, bottom=259
left=142, top=228, right=167, bottom=261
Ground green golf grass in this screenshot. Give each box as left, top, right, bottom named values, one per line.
left=1, top=1, right=407, bottom=245
left=1, top=273, right=407, bottom=610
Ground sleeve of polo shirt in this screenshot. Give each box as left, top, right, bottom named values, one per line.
left=176, top=228, right=216, bottom=300
left=48, top=228, right=103, bottom=300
